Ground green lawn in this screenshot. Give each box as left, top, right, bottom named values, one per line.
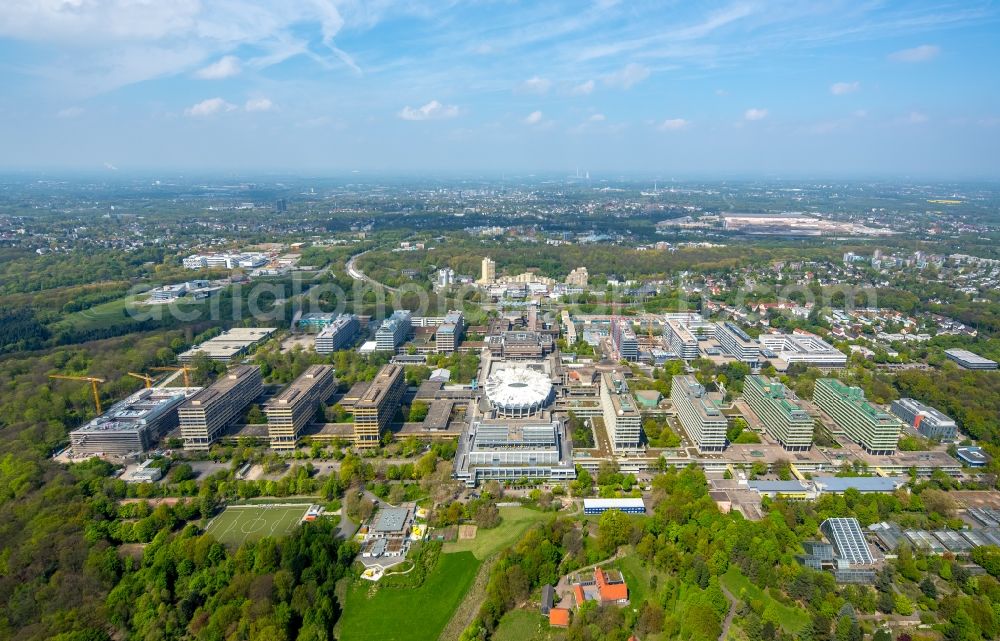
left=443, top=506, right=553, bottom=560
left=339, top=551, right=480, bottom=641
left=50, top=294, right=141, bottom=332
left=494, top=609, right=563, bottom=641
left=720, top=567, right=810, bottom=634
left=205, top=504, right=309, bottom=547
left=614, top=552, right=662, bottom=607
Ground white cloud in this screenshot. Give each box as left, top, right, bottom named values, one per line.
left=589, top=113, right=606, bottom=122
left=56, top=106, right=84, bottom=118
left=523, top=110, right=543, bottom=125
left=245, top=97, right=273, bottom=112
left=830, top=81, right=860, bottom=95
left=904, top=111, right=929, bottom=124
left=516, top=76, right=551, bottom=94
left=603, top=63, right=650, bottom=89
left=398, top=100, right=459, bottom=121
left=744, top=108, right=768, bottom=121
left=889, top=44, right=940, bottom=63
left=572, top=80, right=595, bottom=96
left=196, top=55, right=241, bottom=79
left=185, top=97, right=237, bottom=117
left=657, top=118, right=689, bottom=131
left=715, top=88, right=729, bottom=97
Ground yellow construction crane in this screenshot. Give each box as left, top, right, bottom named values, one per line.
left=127, top=372, right=155, bottom=389
left=150, top=366, right=193, bottom=387
left=49, top=374, right=106, bottom=414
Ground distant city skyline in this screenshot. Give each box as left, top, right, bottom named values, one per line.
left=0, top=1, right=998, bottom=177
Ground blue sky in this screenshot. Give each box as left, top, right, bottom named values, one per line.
left=1, top=0, right=998, bottom=176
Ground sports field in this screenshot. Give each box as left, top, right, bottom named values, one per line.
left=205, top=504, right=309, bottom=547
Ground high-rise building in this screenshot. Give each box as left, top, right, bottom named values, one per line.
left=600, top=372, right=643, bottom=452
left=565, top=266, right=589, bottom=287
left=743, top=375, right=813, bottom=451
left=663, top=313, right=713, bottom=360
left=275, top=198, right=287, bottom=213
left=435, top=310, right=465, bottom=353
left=265, top=365, right=337, bottom=450
left=179, top=365, right=263, bottom=450
left=671, top=375, right=727, bottom=452
left=69, top=387, right=200, bottom=456
left=353, top=364, right=406, bottom=448
left=814, top=378, right=902, bottom=455
left=375, top=310, right=412, bottom=352
left=889, top=398, right=958, bottom=441
left=715, top=322, right=760, bottom=366
left=436, top=268, right=455, bottom=288
left=611, top=318, right=639, bottom=362
left=480, top=256, right=496, bottom=284
left=314, top=314, right=360, bottom=353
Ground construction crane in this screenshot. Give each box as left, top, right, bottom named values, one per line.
left=150, top=366, right=193, bottom=387
left=127, top=372, right=155, bottom=389
left=49, top=374, right=106, bottom=414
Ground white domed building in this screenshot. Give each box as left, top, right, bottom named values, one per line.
left=484, top=367, right=554, bottom=417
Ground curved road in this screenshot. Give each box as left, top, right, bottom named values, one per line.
left=345, top=247, right=400, bottom=293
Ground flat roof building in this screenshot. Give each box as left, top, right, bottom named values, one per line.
left=715, top=322, right=760, bottom=365
left=265, top=365, right=337, bottom=450
left=611, top=318, right=639, bottom=362
left=743, top=375, right=813, bottom=451
left=956, top=446, right=990, bottom=467
left=353, top=364, right=405, bottom=448
left=890, top=398, right=958, bottom=441
left=758, top=331, right=847, bottom=369
left=375, top=310, right=412, bottom=353
left=663, top=313, right=712, bottom=360
left=179, top=365, right=263, bottom=450
left=814, top=378, right=902, bottom=455
left=671, top=375, right=727, bottom=452
left=601, top=372, right=643, bottom=452
left=178, top=327, right=276, bottom=363
left=945, top=348, right=998, bottom=370
left=69, top=387, right=201, bottom=456
left=453, top=419, right=575, bottom=486
left=583, top=498, right=646, bottom=514
left=436, top=310, right=465, bottom=353
left=314, top=314, right=360, bottom=354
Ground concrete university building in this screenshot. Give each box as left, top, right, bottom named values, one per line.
left=944, top=348, right=998, bottom=370
left=671, top=375, right=727, bottom=452
left=313, top=314, right=360, bottom=353
left=715, top=322, right=760, bottom=366
left=265, top=365, right=337, bottom=450
left=375, top=310, right=412, bottom=353
left=814, top=378, right=902, bottom=455
left=663, top=313, right=712, bottom=360
left=890, top=398, right=958, bottom=441
left=69, top=387, right=201, bottom=456
left=743, top=375, right=813, bottom=451
left=179, top=365, right=263, bottom=450
left=435, top=310, right=465, bottom=353
left=611, top=318, right=639, bottom=362
left=600, top=371, right=643, bottom=453
left=453, top=419, right=575, bottom=486
left=353, top=363, right=405, bottom=448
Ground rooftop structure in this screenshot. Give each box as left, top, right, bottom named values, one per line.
left=484, top=367, right=554, bottom=417
left=314, top=314, right=360, bottom=354
left=758, top=331, right=847, bottom=370
left=183, top=252, right=268, bottom=270
left=453, top=419, right=574, bottom=486
left=353, top=364, right=405, bottom=448
left=178, top=327, right=276, bottom=363
left=486, top=330, right=555, bottom=359
left=814, top=378, right=902, bottom=455
left=945, top=348, right=998, bottom=370
left=812, top=476, right=903, bottom=493
left=373, top=507, right=410, bottom=533
left=956, top=446, right=990, bottom=467
left=664, top=313, right=713, bottom=360
left=715, top=322, right=760, bottom=365
left=69, top=387, right=202, bottom=456
left=179, top=365, right=263, bottom=450
left=889, top=398, right=958, bottom=441
left=743, top=375, right=813, bottom=451
left=375, top=310, right=412, bottom=353
left=601, top=371, right=643, bottom=452
left=671, top=375, right=727, bottom=452
left=265, top=365, right=337, bottom=450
